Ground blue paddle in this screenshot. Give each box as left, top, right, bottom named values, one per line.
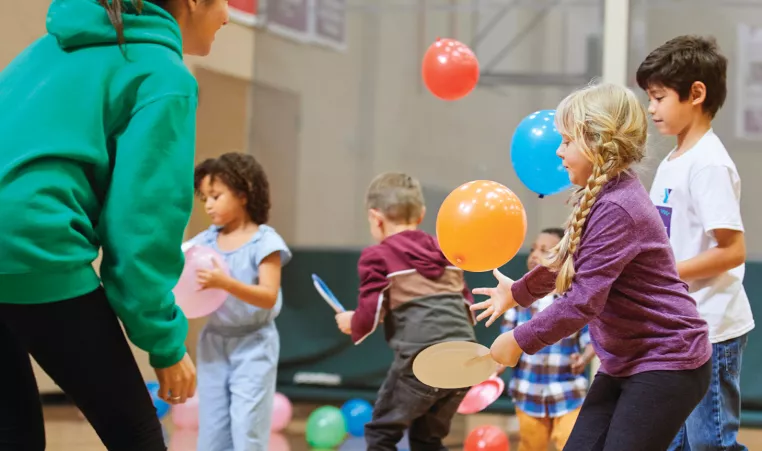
left=311, top=274, right=347, bottom=313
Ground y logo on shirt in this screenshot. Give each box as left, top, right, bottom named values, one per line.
left=657, top=188, right=673, bottom=237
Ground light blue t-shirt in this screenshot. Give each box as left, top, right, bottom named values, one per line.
left=188, top=224, right=292, bottom=333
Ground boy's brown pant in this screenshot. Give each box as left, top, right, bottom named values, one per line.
left=516, top=407, right=581, bottom=451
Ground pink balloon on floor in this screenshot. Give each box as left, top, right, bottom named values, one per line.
left=173, top=244, right=230, bottom=319
left=171, top=393, right=199, bottom=430
left=269, top=433, right=291, bottom=451
left=168, top=428, right=198, bottom=451
left=271, top=392, right=293, bottom=432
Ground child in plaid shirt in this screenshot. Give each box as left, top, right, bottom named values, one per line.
left=498, top=228, right=596, bottom=451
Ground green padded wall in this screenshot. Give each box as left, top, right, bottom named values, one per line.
left=275, top=250, right=762, bottom=424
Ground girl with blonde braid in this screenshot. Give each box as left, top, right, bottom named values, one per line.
left=471, top=83, right=712, bottom=451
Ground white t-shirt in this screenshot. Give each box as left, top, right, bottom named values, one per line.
left=649, top=129, right=754, bottom=343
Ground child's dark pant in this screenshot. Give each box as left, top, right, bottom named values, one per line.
left=564, top=358, right=712, bottom=451
left=365, top=354, right=467, bottom=451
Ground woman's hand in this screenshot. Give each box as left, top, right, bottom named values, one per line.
left=490, top=330, right=524, bottom=367
left=470, top=269, right=517, bottom=327
left=154, top=352, right=196, bottom=405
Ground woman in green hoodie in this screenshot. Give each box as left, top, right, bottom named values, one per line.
left=0, top=0, right=228, bottom=449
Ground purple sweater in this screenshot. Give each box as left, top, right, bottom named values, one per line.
left=511, top=171, right=711, bottom=377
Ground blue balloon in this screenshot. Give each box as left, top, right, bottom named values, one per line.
left=340, top=398, right=373, bottom=437
left=510, top=109, right=572, bottom=196
left=145, top=381, right=170, bottom=420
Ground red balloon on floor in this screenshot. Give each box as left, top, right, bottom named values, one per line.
left=464, top=425, right=510, bottom=451
left=422, top=38, right=479, bottom=100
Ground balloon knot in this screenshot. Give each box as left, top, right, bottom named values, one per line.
left=538, top=194, right=545, bottom=199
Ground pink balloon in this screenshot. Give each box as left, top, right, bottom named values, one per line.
left=171, top=393, right=199, bottom=430
left=173, top=244, right=230, bottom=319
left=271, top=392, right=293, bottom=432
left=269, top=433, right=291, bottom=451
left=168, top=428, right=198, bottom=451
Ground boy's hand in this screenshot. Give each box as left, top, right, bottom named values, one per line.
left=335, top=311, right=355, bottom=335
left=490, top=330, right=523, bottom=367
left=570, top=345, right=596, bottom=375
left=569, top=353, right=586, bottom=375
left=495, top=364, right=507, bottom=376
left=471, top=269, right=517, bottom=327
left=196, top=259, right=231, bottom=290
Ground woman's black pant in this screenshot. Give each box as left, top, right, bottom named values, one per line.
left=0, top=288, right=166, bottom=451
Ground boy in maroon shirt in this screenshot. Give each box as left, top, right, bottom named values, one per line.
left=335, top=172, right=476, bottom=450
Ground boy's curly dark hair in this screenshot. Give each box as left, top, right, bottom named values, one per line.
left=194, top=153, right=271, bottom=225
left=636, top=35, right=727, bottom=118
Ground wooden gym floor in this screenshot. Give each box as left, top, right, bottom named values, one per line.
left=40, top=402, right=762, bottom=450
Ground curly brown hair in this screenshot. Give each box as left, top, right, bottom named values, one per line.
left=194, top=153, right=271, bottom=225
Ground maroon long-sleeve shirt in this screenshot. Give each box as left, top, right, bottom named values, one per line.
left=350, top=230, right=474, bottom=345
left=511, top=171, right=711, bottom=377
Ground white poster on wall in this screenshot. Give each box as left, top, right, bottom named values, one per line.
left=266, top=0, right=312, bottom=44
left=248, top=0, right=347, bottom=50
left=312, top=0, right=347, bottom=52
left=228, top=0, right=260, bottom=27
left=736, top=24, right=762, bottom=141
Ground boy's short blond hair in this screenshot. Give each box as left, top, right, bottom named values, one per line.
left=366, top=172, right=425, bottom=224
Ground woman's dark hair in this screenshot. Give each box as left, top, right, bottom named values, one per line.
left=194, top=153, right=272, bottom=225
left=98, top=0, right=171, bottom=45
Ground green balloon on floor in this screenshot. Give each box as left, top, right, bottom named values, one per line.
left=305, top=406, right=347, bottom=448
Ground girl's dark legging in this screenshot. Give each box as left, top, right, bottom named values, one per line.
left=564, top=358, right=712, bottom=451
left=0, top=287, right=167, bottom=451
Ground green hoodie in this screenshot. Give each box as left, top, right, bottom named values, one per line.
left=0, top=0, right=196, bottom=368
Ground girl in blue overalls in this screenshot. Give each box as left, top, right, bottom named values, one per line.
left=185, top=152, right=291, bottom=451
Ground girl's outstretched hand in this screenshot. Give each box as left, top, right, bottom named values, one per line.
left=470, top=268, right=517, bottom=327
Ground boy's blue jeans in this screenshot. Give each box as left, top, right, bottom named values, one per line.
left=667, top=334, right=748, bottom=451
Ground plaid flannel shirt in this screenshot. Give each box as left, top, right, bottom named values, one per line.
left=501, top=294, right=591, bottom=418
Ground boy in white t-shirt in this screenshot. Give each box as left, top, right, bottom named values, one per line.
left=638, top=35, right=754, bottom=451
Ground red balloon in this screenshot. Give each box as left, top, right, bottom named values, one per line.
left=464, top=425, right=510, bottom=451
left=422, top=38, right=479, bottom=100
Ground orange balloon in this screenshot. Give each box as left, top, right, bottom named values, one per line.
left=436, top=180, right=527, bottom=272
left=422, top=38, right=479, bottom=101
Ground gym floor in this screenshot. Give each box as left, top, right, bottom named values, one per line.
left=41, top=402, right=762, bottom=450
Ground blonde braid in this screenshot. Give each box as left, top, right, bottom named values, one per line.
left=543, top=154, right=612, bottom=291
